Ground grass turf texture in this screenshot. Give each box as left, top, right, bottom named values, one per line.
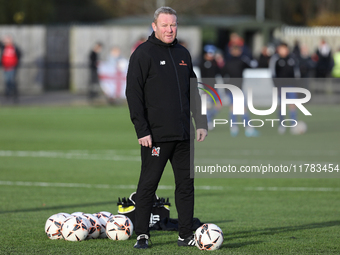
left=0, top=105, right=339, bottom=255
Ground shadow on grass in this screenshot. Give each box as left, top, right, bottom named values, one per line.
left=0, top=200, right=115, bottom=214
left=226, top=221, right=340, bottom=240
left=152, top=238, right=263, bottom=249
left=151, top=239, right=178, bottom=247
left=210, top=219, right=234, bottom=224
left=152, top=190, right=224, bottom=202
left=222, top=241, right=263, bottom=249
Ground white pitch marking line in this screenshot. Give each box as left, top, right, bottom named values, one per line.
left=244, top=187, right=340, bottom=192
left=0, top=150, right=140, bottom=162
left=0, top=181, right=222, bottom=191
left=0, top=181, right=339, bottom=192
left=195, top=158, right=337, bottom=166
left=1, top=150, right=338, bottom=166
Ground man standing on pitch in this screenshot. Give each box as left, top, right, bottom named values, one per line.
left=126, top=6, right=207, bottom=249
left=0, top=35, right=21, bottom=101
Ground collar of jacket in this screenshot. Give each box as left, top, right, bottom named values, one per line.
left=148, top=32, right=178, bottom=47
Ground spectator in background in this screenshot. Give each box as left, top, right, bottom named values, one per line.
left=0, top=35, right=21, bottom=102
left=299, top=44, right=315, bottom=79
left=221, top=45, right=259, bottom=137
left=269, top=42, right=301, bottom=135
left=298, top=44, right=315, bottom=91
left=199, top=45, right=220, bottom=77
left=199, top=45, right=221, bottom=130
left=107, top=46, right=126, bottom=66
left=222, top=45, right=257, bottom=78
left=292, top=40, right=301, bottom=59
left=257, top=46, right=272, bottom=68
left=313, top=39, right=333, bottom=78
left=215, top=51, right=225, bottom=69
left=88, top=42, right=103, bottom=99
left=331, top=47, right=340, bottom=79
left=97, top=46, right=128, bottom=104
left=225, top=32, right=252, bottom=61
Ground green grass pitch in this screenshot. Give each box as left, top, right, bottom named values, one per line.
left=0, top=105, right=339, bottom=254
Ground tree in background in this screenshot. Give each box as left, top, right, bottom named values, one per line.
left=1, top=0, right=340, bottom=26
left=0, top=0, right=111, bottom=24
left=266, top=0, right=340, bottom=26
left=96, top=0, right=211, bottom=17
left=0, top=0, right=53, bottom=24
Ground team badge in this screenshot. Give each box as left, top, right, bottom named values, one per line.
left=152, top=146, right=160, bottom=157
left=179, top=60, right=187, bottom=66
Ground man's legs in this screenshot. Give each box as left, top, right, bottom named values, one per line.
left=170, top=140, right=194, bottom=239
left=4, top=70, right=11, bottom=97
left=4, top=70, right=17, bottom=98
left=88, top=69, right=98, bottom=99
left=135, top=141, right=175, bottom=238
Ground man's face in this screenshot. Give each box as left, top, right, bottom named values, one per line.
left=204, top=52, right=214, bottom=61
left=95, top=44, right=102, bottom=53
left=277, top=45, right=289, bottom=58
left=152, top=13, right=177, bottom=44
left=3, top=36, right=13, bottom=45
left=230, top=46, right=242, bottom=57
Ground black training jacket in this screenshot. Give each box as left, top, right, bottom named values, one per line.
left=126, top=32, right=207, bottom=142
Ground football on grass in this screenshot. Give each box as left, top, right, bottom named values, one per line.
left=71, top=211, right=85, bottom=217
left=83, top=213, right=101, bottom=239
left=45, top=213, right=67, bottom=240
left=106, top=215, right=133, bottom=241
left=195, top=223, right=223, bottom=251
left=61, top=216, right=88, bottom=241
left=291, top=121, right=307, bottom=135
left=98, top=211, right=113, bottom=220
left=57, top=212, right=71, bottom=218
left=93, top=211, right=113, bottom=238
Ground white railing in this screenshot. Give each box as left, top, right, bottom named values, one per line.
left=281, top=26, right=340, bottom=37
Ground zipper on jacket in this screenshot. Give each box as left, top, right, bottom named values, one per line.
left=168, top=48, right=183, bottom=112
left=168, top=47, right=187, bottom=139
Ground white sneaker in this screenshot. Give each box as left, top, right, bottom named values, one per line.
left=178, top=235, right=196, bottom=246
left=134, top=234, right=149, bottom=249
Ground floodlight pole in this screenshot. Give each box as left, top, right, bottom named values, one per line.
left=157, top=0, right=166, bottom=8
left=256, top=0, right=265, bottom=22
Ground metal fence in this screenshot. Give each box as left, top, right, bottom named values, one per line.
left=274, top=26, right=340, bottom=55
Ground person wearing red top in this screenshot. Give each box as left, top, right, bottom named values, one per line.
left=0, top=35, right=21, bottom=100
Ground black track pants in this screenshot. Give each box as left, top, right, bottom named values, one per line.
left=134, top=139, right=194, bottom=239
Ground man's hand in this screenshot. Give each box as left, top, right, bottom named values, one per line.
left=138, top=135, right=152, bottom=148
left=196, top=129, right=208, bottom=142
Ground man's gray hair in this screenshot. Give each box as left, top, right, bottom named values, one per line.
left=153, top=6, right=177, bottom=23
